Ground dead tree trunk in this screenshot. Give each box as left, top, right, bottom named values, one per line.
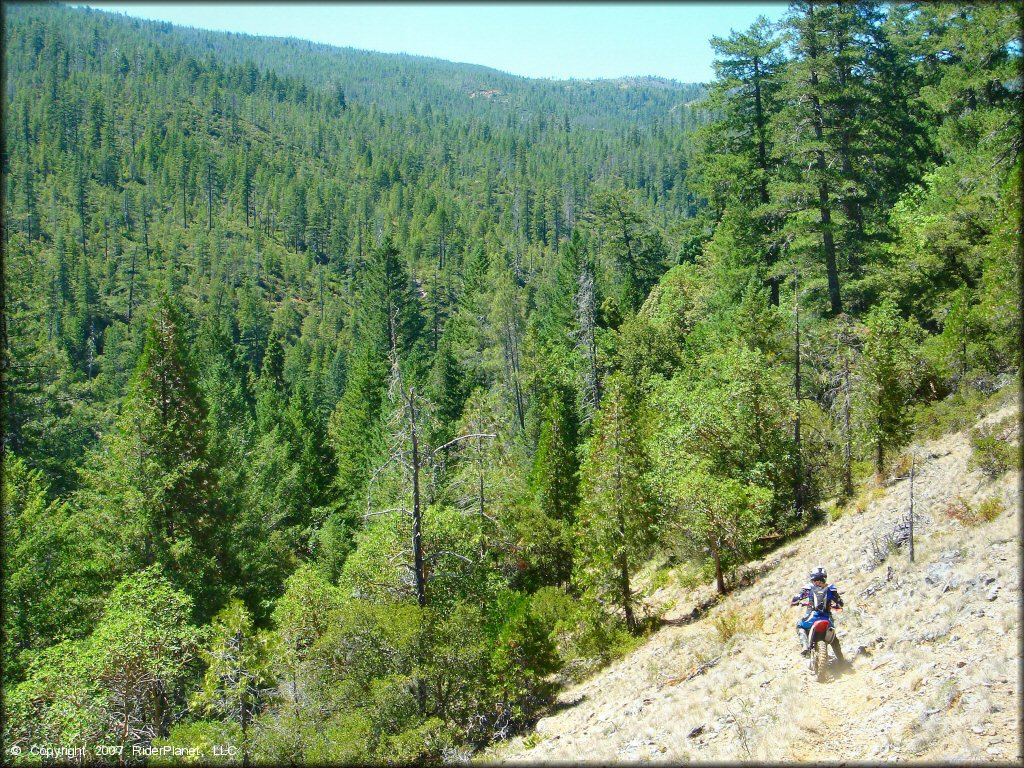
left=908, top=456, right=915, bottom=563
left=207, top=161, right=214, bottom=232
left=794, top=266, right=804, bottom=518
left=128, top=246, right=137, bottom=327
left=842, top=351, right=853, bottom=498
left=408, top=387, right=426, bottom=608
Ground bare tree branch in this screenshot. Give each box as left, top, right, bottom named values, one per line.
left=425, top=550, right=475, bottom=565
left=430, top=432, right=497, bottom=457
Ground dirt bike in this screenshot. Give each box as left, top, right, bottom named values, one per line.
left=794, top=601, right=843, bottom=683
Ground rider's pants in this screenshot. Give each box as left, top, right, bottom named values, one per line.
left=796, top=616, right=844, bottom=662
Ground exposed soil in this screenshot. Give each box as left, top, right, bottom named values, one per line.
left=483, top=398, right=1021, bottom=764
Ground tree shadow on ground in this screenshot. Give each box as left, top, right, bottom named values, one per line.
left=659, top=592, right=723, bottom=627
left=541, top=693, right=587, bottom=718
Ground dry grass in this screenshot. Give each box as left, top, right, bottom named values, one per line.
left=944, top=494, right=1006, bottom=526
left=941, top=690, right=963, bottom=716
left=890, top=452, right=914, bottom=480
left=943, top=495, right=977, bottom=525
left=492, top=398, right=1020, bottom=766
left=905, top=718, right=944, bottom=755
left=850, top=484, right=886, bottom=515
left=711, top=603, right=765, bottom=644
left=977, top=496, right=1005, bottom=522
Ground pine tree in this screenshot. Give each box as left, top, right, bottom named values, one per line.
left=360, top=233, right=426, bottom=365
left=772, top=0, right=870, bottom=316
left=78, top=294, right=228, bottom=618
left=696, top=16, right=785, bottom=303
left=192, top=599, right=275, bottom=767
left=585, top=185, right=667, bottom=314
left=538, top=228, right=585, bottom=350
left=859, top=298, right=917, bottom=481
left=328, top=339, right=387, bottom=512
left=531, top=379, right=581, bottom=525
left=575, top=374, right=656, bottom=633
left=426, top=325, right=467, bottom=447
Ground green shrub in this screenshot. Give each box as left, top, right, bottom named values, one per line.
left=5, top=569, right=202, bottom=759
left=648, top=567, right=672, bottom=591
left=674, top=560, right=703, bottom=590
left=712, top=604, right=764, bottom=643
left=712, top=609, right=742, bottom=643
left=529, top=585, right=575, bottom=635
left=911, top=389, right=989, bottom=441
left=911, top=383, right=1019, bottom=442
left=491, top=593, right=560, bottom=722
left=969, top=415, right=1020, bottom=479
left=522, top=732, right=544, bottom=749
left=375, top=717, right=455, bottom=764
left=977, top=496, right=1005, bottom=522
left=534, top=589, right=636, bottom=680
left=306, top=713, right=374, bottom=765
left=151, top=721, right=242, bottom=766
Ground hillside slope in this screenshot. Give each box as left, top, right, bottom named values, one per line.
left=486, top=394, right=1021, bottom=763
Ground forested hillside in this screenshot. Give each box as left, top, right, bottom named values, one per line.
left=2, top=2, right=1019, bottom=764
left=490, top=393, right=1019, bottom=763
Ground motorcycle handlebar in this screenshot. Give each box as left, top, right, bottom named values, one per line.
left=789, top=601, right=843, bottom=610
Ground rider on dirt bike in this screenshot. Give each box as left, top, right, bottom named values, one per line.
left=791, top=567, right=845, bottom=662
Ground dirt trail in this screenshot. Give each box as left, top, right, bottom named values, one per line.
left=786, top=658, right=877, bottom=761
left=484, top=395, right=1021, bottom=764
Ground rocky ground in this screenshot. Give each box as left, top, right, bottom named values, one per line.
left=483, top=396, right=1021, bottom=764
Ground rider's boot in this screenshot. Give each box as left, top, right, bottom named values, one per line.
left=831, top=636, right=845, bottom=664
left=797, top=628, right=810, bottom=656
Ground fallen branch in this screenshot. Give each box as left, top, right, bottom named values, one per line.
left=664, top=656, right=721, bottom=687
left=859, top=565, right=895, bottom=598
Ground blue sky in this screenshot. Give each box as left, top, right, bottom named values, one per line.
left=76, top=3, right=790, bottom=82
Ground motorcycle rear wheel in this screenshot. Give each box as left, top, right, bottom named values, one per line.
left=815, top=640, right=829, bottom=683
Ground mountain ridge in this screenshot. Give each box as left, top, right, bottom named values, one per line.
left=77, top=5, right=700, bottom=88
left=51, top=3, right=707, bottom=128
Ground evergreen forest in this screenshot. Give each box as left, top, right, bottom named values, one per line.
left=1, top=2, right=1020, bottom=763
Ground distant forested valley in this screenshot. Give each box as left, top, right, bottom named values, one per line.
left=2, top=2, right=1019, bottom=763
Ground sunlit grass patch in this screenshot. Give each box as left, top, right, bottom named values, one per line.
left=889, top=452, right=914, bottom=481
left=943, top=493, right=1006, bottom=526
left=673, top=560, right=705, bottom=591
left=977, top=496, right=1005, bottom=522
left=711, top=602, right=765, bottom=644
left=851, top=484, right=886, bottom=515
